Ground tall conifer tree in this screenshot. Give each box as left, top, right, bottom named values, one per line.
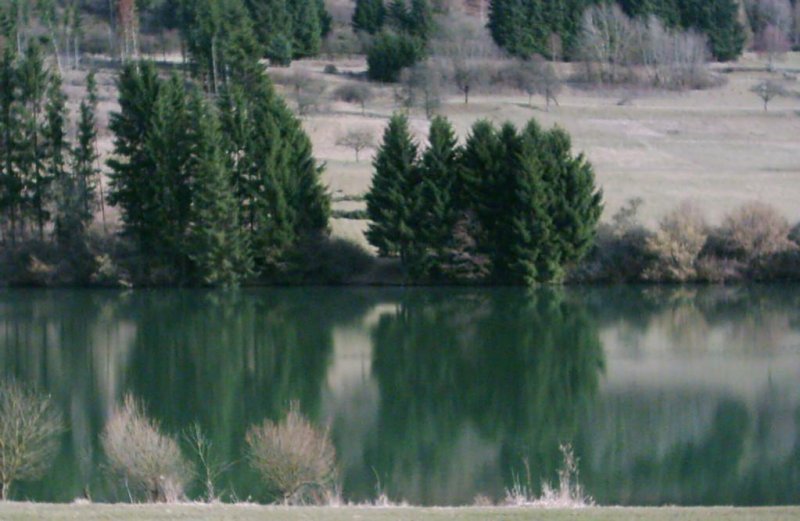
left=366, top=112, right=419, bottom=261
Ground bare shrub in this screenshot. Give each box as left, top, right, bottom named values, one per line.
left=751, top=79, right=789, bottom=110
left=756, top=24, right=792, bottom=68
left=336, top=128, right=376, bottom=162
left=102, top=395, right=193, bottom=503
left=285, top=71, right=327, bottom=115
left=333, top=83, right=374, bottom=115
left=0, top=381, right=63, bottom=500
left=719, top=202, right=792, bottom=260
left=245, top=403, right=337, bottom=504
left=184, top=423, right=232, bottom=503
left=645, top=202, right=708, bottom=282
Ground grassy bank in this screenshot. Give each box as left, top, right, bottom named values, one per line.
left=0, top=505, right=799, bottom=521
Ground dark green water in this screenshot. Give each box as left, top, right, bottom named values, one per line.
left=1, top=286, right=799, bottom=506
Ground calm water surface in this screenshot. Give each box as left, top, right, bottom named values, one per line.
left=1, top=286, right=799, bottom=506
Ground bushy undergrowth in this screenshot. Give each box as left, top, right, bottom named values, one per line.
left=102, top=396, right=194, bottom=503
left=245, top=404, right=338, bottom=504
left=575, top=200, right=800, bottom=283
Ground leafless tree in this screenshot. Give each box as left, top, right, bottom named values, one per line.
left=333, top=83, right=374, bottom=115
left=637, top=16, right=710, bottom=89
left=184, top=423, right=232, bottom=503
left=337, top=128, right=376, bottom=162
left=756, top=24, right=792, bottom=68
left=504, top=57, right=562, bottom=110
left=430, top=12, right=501, bottom=104
left=102, top=395, right=193, bottom=503
left=246, top=403, right=337, bottom=504
left=287, top=71, right=327, bottom=115
left=580, top=3, right=636, bottom=84
left=0, top=381, right=63, bottom=500
left=401, top=60, right=444, bottom=118
left=751, top=79, right=789, bottom=110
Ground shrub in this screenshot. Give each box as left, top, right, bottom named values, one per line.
left=333, top=83, right=374, bottom=114
left=323, top=64, right=338, bottom=74
left=101, top=395, right=193, bottom=503
left=367, top=32, right=424, bottom=82
left=644, top=202, right=708, bottom=282
left=0, top=381, right=63, bottom=500
left=246, top=404, right=337, bottom=504
left=718, top=202, right=792, bottom=260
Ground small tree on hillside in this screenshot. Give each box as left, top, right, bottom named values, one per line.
left=333, top=83, right=374, bottom=115
left=337, top=128, right=376, bottom=162
left=401, top=60, right=443, bottom=119
left=751, top=79, right=788, bottom=110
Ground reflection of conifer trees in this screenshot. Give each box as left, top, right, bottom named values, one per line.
left=0, top=291, right=130, bottom=501
left=366, top=289, right=605, bottom=505
left=123, top=289, right=365, bottom=501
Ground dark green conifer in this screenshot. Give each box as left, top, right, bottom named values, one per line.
left=352, top=0, right=385, bottom=34
left=291, top=0, right=322, bottom=58
left=187, top=91, right=252, bottom=287
left=366, top=112, right=419, bottom=260
left=409, top=116, right=459, bottom=278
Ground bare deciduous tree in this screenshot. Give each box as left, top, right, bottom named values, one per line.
left=430, top=12, right=500, bottom=104
left=0, top=381, right=63, bottom=500
left=246, top=403, right=337, bottom=504
left=503, top=57, right=562, bottom=110
left=756, top=24, right=792, bottom=68
left=580, top=3, right=635, bottom=84
left=751, top=79, right=788, bottom=110
left=287, top=71, right=327, bottom=116
left=337, top=128, right=376, bottom=162
left=184, top=423, right=232, bottom=503
left=333, top=83, right=374, bottom=115
left=401, top=60, right=444, bottom=119
left=102, top=395, right=193, bottom=503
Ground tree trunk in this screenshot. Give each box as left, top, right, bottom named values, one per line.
left=464, top=86, right=469, bottom=104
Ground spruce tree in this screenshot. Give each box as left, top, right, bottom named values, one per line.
left=524, top=122, right=602, bottom=275
left=409, top=116, right=459, bottom=279
left=352, top=0, right=385, bottom=34
left=679, top=0, right=745, bottom=61
left=187, top=91, right=252, bottom=287
left=246, top=0, right=294, bottom=64
left=107, top=62, right=162, bottom=256
left=291, top=0, right=323, bottom=59
left=17, top=42, right=50, bottom=241
left=71, top=69, right=99, bottom=235
left=218, top=72, right=329, bottom=275
left=45, top=72, right=73, bottom=246
left=407, top=0, right=433, bottom=42
left=366, top=112, right=419, bottom=260
left=460, top=119, right=501, bottom=241
left=0, top=46, right=22, bottom=245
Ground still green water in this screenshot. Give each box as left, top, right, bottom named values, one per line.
left=1, top=287, right=799, bottom=506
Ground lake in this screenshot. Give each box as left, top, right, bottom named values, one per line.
left=1, top=286, right=799, bottom=505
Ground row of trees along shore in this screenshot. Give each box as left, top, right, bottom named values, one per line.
left=366, top=114, right=604, bottom=285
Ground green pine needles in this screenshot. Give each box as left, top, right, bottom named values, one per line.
left=107, top=63, right=329, bottom=287
left=366, top=114, right=603, bottom=285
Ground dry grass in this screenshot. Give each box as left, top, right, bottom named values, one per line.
left=0, top=504, right=799, bottom=521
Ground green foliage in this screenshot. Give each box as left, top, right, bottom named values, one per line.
left=366, top=31, right=424, bottom=82
left=218, top=73, right=329, bottom=275
left=352, top=0, right=386, bottom=34
left=66, top=69, right=100, bottom=242
left=187, top=92, right=252, bottom=287
left=367, top=115, right=602, bottom=285
left=290, top=0, right=323, bottom=58
left=407, top=116, right=459, bottom=279
left=366, top=113, right=419, bottom=259
left=679, top=0, right=744, bottom=61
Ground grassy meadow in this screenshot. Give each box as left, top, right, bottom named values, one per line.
left=1, top=505, right=799, bottom=521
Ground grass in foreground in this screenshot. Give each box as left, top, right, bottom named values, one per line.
left=0, top=504, right=798, bottom=521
